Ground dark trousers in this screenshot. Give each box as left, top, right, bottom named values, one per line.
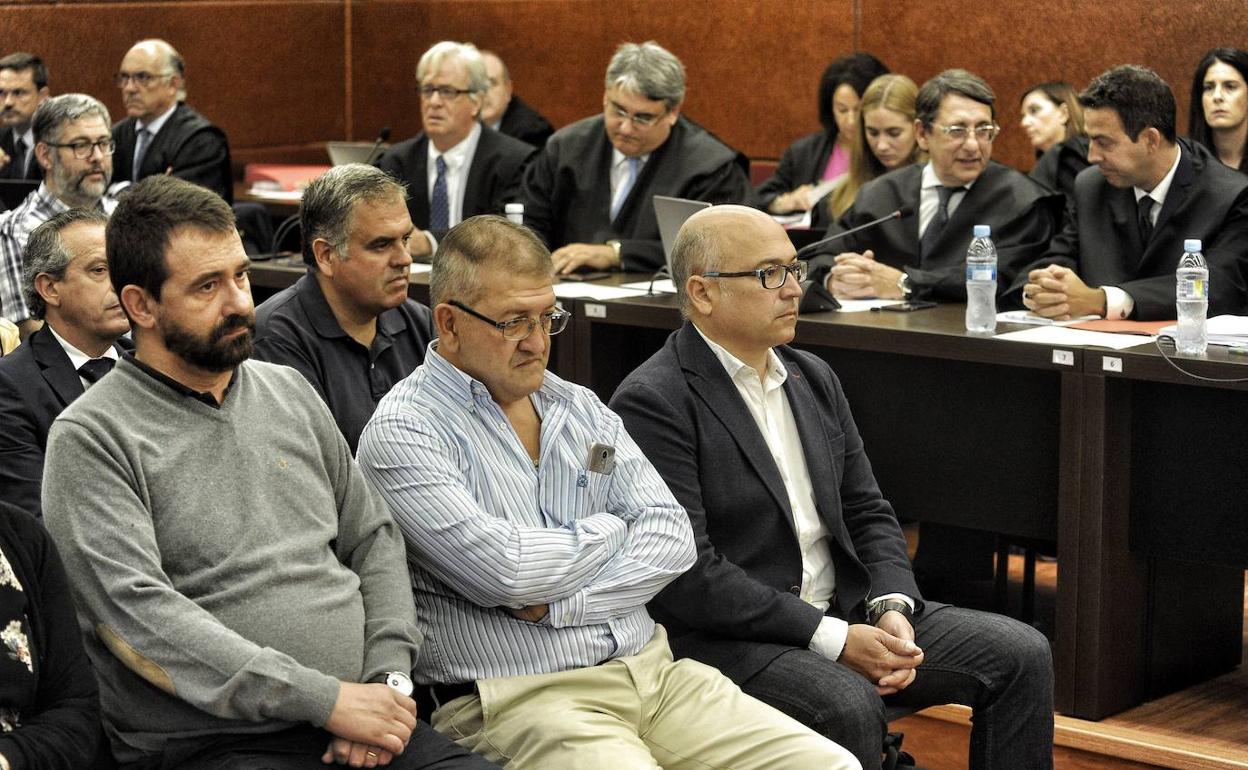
left=740, top=605, right=1054, bottom=770
left=124, top=723, right=499, bottom=770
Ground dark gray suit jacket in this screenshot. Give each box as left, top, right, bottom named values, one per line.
left=521, top=115, right=753, bottom=272
left=498, top=95, right=554, bottom=149
left=112, top=102, right=233, bottom=202
left=0, top=128, right=43, bottom=181
left=1010, top=139, right=1248, bottom=319
left=0, top=326, right=131, bottom=517
left=610, top=323, right=921, bottom=684
left=375, top=125, right=535, bottom=241
left=809, top=161, right=1061, bottom=302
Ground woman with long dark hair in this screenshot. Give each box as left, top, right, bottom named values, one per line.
left=1189, top=47, right=1248, bottom=172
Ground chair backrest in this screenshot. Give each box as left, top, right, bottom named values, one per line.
left=749, top=159, right=779, bottom=188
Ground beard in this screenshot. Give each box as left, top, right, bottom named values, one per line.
left=161, top=311, right=256, bottom=373
left=50, top=160, right=111, bottom=207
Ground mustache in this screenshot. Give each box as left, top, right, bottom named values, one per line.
left=210, top=313, right=255, bottom=342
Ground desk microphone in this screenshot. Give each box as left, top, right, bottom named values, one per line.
left=364, top=126, right=391, bottom=164
left=795, top=207, right=913, bottom=259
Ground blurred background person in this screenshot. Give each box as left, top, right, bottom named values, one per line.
left=757, top=52, right=888, bottom=215
left=1022, top=81, right=1089, bottom=200
left=823, top=73, right=923, bottom=222
left=1189, top=47, right=1248, bottom=173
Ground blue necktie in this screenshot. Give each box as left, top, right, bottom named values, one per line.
left=611, top=157, right=640, bottom=221
left=430, top=155, right=449, bottom=232
left=133, top=128, right=151, bottom=181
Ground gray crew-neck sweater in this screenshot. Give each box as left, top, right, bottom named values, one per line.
left=42, top=357, right=419, bottom=762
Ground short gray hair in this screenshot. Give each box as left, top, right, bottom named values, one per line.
left=23, top=208, right=110, bottom=320
left=605, top=41, right=686, bottom=111
left=916, top=69, right=996, bottom=126
left=670, top=220, right=722, bottom=319
left=32, top=93, right=111, bottom=146
left=417, top=41, right=489, bottom=105
left=299, top=164, right=407, bottom=269
left=430, top=215, right=551, bottom=307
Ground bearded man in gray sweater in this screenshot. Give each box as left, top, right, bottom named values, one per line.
left=41, top=176, right=497, bottom=770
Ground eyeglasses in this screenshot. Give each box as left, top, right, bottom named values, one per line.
left=932, top=123, right=1001, bottom=144
left=114, top=71, right=174, bottom=88
left=420, top=85, right=476, bottom=100
left=606, top=101, right=667, bottom=129
left=702, top=261, right=808, bottom=289
left=45, top=138, right=116, bottom=159
left=449, top=300, right=571, bottom=340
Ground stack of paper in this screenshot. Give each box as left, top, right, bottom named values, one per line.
left=1158, top=314, right=1248, bottom=346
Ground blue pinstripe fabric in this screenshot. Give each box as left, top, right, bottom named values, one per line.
left=358, top=345, right=695, bottom=684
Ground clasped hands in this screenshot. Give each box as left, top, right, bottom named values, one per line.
left=552, top=243, right=618, bottom=275
left=828, top=250, right=906, bottom=299
left=841, top=611, right=923, bottom=695
left=322, top=681, right=418, bottom=767
left=1022, top=265, right=1106, bottom=320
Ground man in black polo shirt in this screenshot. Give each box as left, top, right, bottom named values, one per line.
left=254, top=164, right=433, bottom=451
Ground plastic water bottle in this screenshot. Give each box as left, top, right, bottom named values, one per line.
left=1175, top=238, right=1208, bottom=355
left=505, top=203, right=524, bottom=225
left=965, top=224, right=997, bottom=332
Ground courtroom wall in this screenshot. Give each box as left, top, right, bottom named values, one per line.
left=2, top=0, right=1246, bottom=174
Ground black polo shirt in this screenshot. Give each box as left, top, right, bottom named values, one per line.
left=253, top=272, right=434, bottom=452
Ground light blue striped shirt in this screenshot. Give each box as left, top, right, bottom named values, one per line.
left=358, top=344, right=695, bottom=684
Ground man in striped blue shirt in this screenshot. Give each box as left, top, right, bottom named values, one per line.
left=358, top=214, right=858, bottom=769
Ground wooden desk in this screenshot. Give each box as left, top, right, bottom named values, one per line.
left=246, top=262, right=1247, bottom=719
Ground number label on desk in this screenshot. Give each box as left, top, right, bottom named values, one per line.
left=584, top=303, right=607, bottom=319
left=1102, top=356, right=1123, bottom=373
left=1051, top=349, right=1075, bottom=367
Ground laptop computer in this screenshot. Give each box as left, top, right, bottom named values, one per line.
left=653, top=194, right=711, bottom=277
left=326, top=141, right=389, bottom=166
left=0, top=180, right=38, bottom=211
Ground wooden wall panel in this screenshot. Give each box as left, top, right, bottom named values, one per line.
left=350, top=0, right=855, bottom=160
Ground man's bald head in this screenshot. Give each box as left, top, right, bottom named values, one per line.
left=671, top=205, right=785, bottom=317
left=118, top=39, right=185, bottom=121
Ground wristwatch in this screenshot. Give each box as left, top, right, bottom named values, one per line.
left=606, top=239, right=623, bottom=268
left=868, top=598, right=914, bottom=626
left=896, top=272, right=913, bottom=298
left=377, top=671, right=413, bottom=697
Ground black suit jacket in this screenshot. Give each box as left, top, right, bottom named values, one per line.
left=112, top=102, right=233, bottom=202
left=610, top=324, right=921, bottom=684
left=1010, top=139, right=1248, bottom=319
left=0, top=128, right=43, bottom=181
left=0, top=327, right=131, bottom=517
left=522, top=114, right=753, bottom=272
left=809, top=161, right=1061, bottom=302
left=1029, top=135, right=1090, bottom=203
left=755, top=130, right=835, bottom=209
left=375, top=125, right=536, bottom=240
left=498, top=95, right=554, bottom=149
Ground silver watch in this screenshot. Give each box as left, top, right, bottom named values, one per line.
left=383, top=671, right=413, bottom=697
left=896, top=272, right=913, bottom=298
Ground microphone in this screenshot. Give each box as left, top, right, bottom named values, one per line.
left=364, top=126, right=392, bottom=165
left=795, top=207, right=913, bottom=260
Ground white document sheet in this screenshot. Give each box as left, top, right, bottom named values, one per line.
left=993, top=326, right=1156, bottom=350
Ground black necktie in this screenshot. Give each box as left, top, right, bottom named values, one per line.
left=78, top=357, right=115, bottom=386
left=920, top=185, right=961, bottom=260
left=12, top=136, right=26, bottom=178
left=1137, top=195, right=1155, bottom=245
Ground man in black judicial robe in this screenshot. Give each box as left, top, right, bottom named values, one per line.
left=809, top=69, right=1059, bottom=303
left=480, top=51, right=554, bottom=150
left=521, top=41, right=752, bottom=274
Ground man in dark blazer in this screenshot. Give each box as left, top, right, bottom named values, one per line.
left=1020, top=65, right=1248, bottom=321
left=0, top=209, right=130, bottom=517
left=809, top=69, right=1060, bottom=303
left=110, top=39, right=233, bottom=202
left=0, top=52, right=50, bottom=182
left=611, top=204, right=1055, bottom=770
left=522, top=41, right=752, bottom=275
left=480, top=51, right=554, bottom=149
left=377, top=42, right=534, bottom=262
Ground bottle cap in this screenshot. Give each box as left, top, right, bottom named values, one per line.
left=1184, top=238, right=1202, bottom=252
left=973, top=224, right=991, bottom=237
left=505, top=203, right=524, bottom=214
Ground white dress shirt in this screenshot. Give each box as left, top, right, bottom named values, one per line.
left=137, top=102, right=178, bottom=140
left=422, top=122, right=482, bottom=252
left=1102, top=147, right=1183, bottom=320
left=47, top=322, right=120, bottom=390
left=917, top=162, right=977, bottom=239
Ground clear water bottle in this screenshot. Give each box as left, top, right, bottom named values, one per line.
left=965, top=224, right=997, bottom=332
left=1175, top=238, right=1208, bottom=355
left=505, top=202, right=524, bottom=225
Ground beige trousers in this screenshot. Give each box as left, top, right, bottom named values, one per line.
left=430, top=626, right=860, bottom=770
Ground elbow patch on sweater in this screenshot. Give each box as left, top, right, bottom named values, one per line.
left=97, top=623, right=176, bottom=695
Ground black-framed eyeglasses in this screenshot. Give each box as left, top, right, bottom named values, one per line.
left=701, top=261, right=808, bottom=289
left=114, top=71, right=173, bottom=88
left=932, top=122, right=1001, bottom=144
left=45, top=138, right=116, bottom=159
left=449, top=300, right=571, bottom=340
left=420, top=85, right=476, bottom=100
